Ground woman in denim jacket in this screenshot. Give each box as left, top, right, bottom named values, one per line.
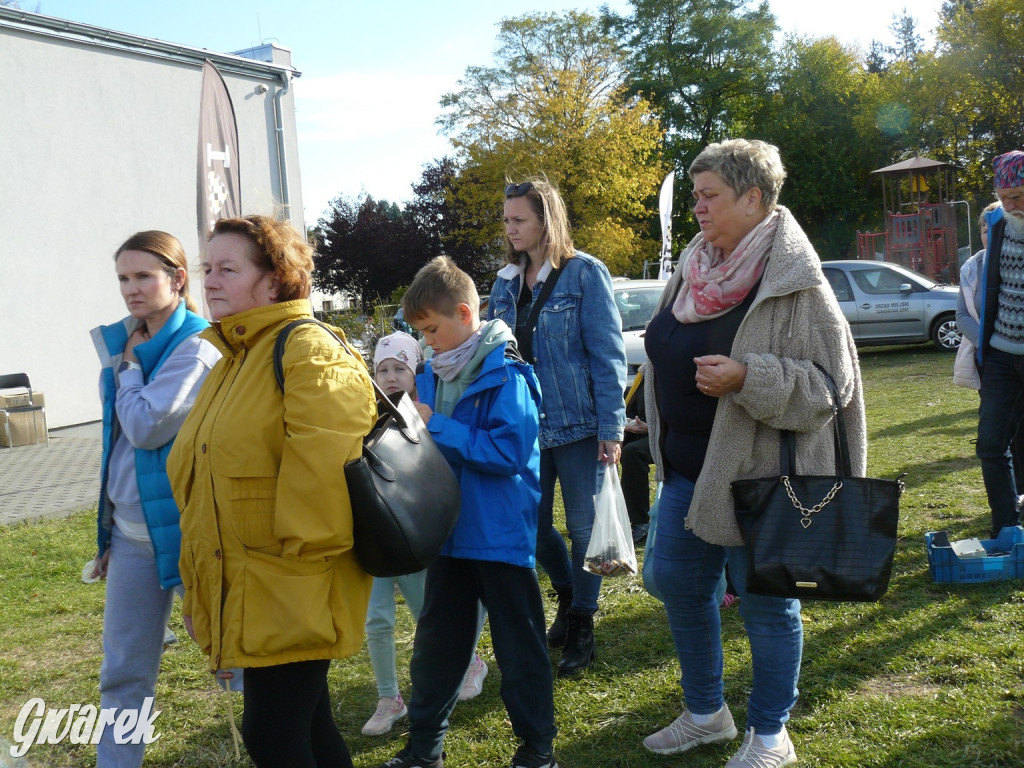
left=488, top=177, right=627, bottom=677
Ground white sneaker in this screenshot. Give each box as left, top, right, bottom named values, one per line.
left=643, top=705, right=738, bottom=754
left=725, top=728, right=797, bottom=768
left=362, top=695, right=408, bottom=736
left=458, top=655, right=488, bottom=701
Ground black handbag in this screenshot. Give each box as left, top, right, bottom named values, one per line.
left=731, top=366, right=903, bottom=602
left=273, top=319, right=461, bottom=578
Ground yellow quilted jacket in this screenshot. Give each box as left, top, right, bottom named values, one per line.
left=167, top=300, right=376, bottom=671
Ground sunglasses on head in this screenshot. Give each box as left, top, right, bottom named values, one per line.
left=505, top=181, right=534, bottom=198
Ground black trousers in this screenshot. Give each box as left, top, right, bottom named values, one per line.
left=977, top=349, right=1024, bottom=536
left=242, top=659, right=352, bottom=768
left=407, top=556, right=557, bottom=759
left=620, top=435, right=653, bottom=526
left=1013, top=420, right=1024, bottom=492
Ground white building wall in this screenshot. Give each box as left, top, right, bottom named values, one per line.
left=0, top=9, right=305, bottom=427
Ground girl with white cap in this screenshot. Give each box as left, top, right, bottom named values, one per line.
left=361, top=331, right=489, bottom=736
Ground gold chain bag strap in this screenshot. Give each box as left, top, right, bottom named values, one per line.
left=731, top=364, right=904, bottom=601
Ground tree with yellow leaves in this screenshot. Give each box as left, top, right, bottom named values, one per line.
left=439, top=11, right=668, bottom=277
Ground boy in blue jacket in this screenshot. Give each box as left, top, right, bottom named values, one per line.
left=375, top=257, right=557, bottom=768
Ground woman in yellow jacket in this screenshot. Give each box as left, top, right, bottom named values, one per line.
left=167, top=215, right=376, bottom=768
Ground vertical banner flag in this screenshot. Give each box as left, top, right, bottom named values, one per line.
left=658, top=170, right=675, bottom=280
left=197, top=59, right=241, bottom=245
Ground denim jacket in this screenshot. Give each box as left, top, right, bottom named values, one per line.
left=488, top=251, right=626, bottom=449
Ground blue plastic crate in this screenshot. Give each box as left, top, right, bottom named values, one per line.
left=925, top=525, right=1024, bottom=583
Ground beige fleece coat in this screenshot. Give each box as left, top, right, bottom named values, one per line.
left=645, top=206, right=867, bottom=547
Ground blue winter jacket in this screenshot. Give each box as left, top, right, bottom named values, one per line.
left=416, top=343, right=542, bottom=569
left=488, top=251, right=626, bottom=449
left=977, top=205, right=1007, bottom=369
left=93, top=302, right=209, bottom=588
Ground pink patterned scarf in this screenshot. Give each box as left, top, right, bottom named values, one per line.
left=671, top=211, right=779, bottom=323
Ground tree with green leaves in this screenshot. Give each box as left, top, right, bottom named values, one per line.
left=888, top=11, right=926, bottom=62
left=932, top=0, right=1024, bottom=195
left=406, top=157, right=500, bottom=288
left=859, top=0, right=1024, bottom=235
left=312, top=194, right=430, bottom=310
left=859, top=9, right=938, bottom=166
left=749, top=36, right=888, bottom=258
left=439, top=11, right=666, bottom=276
left=605, top=0, right=777, bottom=170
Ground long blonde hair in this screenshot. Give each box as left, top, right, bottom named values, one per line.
left=503, top=175, right=575, bottom=269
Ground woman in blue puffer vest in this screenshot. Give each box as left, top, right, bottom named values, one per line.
left=89, top=230, right=220, bottom=768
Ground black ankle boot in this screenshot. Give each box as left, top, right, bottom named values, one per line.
left=546, top=586, right=573, bottom=648
left=556, top=610, right=595, bottom=677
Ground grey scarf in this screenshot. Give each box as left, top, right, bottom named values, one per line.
left=430, top=330, right=483, bottom=382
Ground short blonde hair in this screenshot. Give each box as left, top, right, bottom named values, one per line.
left=689, top=139, right=787, bottom=211
left=210, top=216, right=313, bottom=302
left=503, top=175, right=575, bottom=269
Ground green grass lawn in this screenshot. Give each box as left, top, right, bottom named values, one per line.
left=1, top=345, right=1022, bottom=767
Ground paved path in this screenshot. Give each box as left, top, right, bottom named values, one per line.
left=0, top=422, right=101, bottom=526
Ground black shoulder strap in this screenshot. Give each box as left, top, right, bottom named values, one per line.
left=779, top=364, right=852, bottom=478
left=273, top=318, right=346, bottom=392
left=811, top=363, right=852, bottom=477
left=523, top=264, right=563, bottom=335
left=503, top=338, right=527, bottom=366
left=273, top=317, right=407, bottom=423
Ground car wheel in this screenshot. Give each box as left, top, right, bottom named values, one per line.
left=931, top=315, right=961, bottom=351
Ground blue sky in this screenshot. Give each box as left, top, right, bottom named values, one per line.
left=31, top=0, right=944, bottom=227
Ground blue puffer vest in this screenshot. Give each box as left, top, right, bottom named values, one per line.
left=95, top=302, right=208, bottom=589
left=977, top=205, right=1007, bottom=369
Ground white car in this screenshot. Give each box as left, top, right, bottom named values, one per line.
left=612, top=278, right=667, bottom=377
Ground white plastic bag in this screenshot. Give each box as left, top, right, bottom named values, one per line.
left=584, top=465, right=638, bottom=577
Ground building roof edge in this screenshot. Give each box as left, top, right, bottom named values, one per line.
left=0, top=6, right=301, bottom=79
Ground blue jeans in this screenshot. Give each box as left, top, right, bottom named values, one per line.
left=536, top=437, right=604, bottom=613
left=977, top=348, right=1024, bottom=536
left=652, top=471, right=803, bottom=735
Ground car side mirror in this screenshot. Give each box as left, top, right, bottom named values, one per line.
left=899, top=283, right=912, bottom=292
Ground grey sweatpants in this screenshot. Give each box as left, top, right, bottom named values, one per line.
left=97, top=524, right=175, bottom=768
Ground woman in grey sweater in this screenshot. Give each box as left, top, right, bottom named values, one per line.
left=90, top=231, right=219, bottom=768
